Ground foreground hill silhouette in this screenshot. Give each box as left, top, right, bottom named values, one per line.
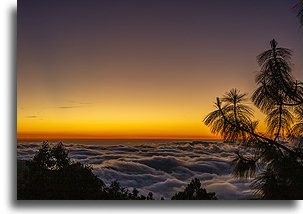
left=17, top=142, right=217, bottom=200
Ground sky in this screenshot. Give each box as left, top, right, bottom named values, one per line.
left=17, top=0, right=302, bottom=140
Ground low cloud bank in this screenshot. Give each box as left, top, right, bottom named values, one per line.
left=17, top=140, right=252, bottom=199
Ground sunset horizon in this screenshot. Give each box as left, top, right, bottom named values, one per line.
left=17, top=0, right=301, bottom=141
left=17, top=0, right=302, bottom=200
left=17, top=136, right=221, bottom=141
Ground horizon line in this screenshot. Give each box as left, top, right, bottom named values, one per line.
left=17, top=137, right=221, bottom=141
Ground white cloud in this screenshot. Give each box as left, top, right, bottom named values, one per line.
left=17, top=140, right=253, bottom=199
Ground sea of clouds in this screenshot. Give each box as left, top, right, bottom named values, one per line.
left=17, top=140, right=253, bottom=199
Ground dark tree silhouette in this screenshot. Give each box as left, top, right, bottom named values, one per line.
left=294, top=0, right=303, bottom=25
left=17, top=142, right=154, bottom=200
left=18, top=142, right=105, bottom=199
left=171, top=178, right=217, bottom=200
left=204, top=39, right=303, bottom=199
left=102, top=180, right=154, bottom=200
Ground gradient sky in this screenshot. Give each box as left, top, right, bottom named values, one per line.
left=17, top=0, right=302, bottom=140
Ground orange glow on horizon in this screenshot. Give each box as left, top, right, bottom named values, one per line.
left=17, top=122, right=219, bottom=141
left=17, top=135, right=221, bottom=141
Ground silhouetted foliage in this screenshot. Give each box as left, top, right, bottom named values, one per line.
left=102, top=180, right=154, bottom=200
left=294, top=1, right=303, bottom=25
left=251, top=154, right=303, bottom=199
left=17, top=142, right=154, bottom=200
left=171, top=178, right=217, bottom=200
left=18, top=142, right=105, bottom=199
left=204, top=39, right=303, bottom=199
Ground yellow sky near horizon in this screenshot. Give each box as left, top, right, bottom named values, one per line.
left=17, top=65, right=268, bottom=140
left=17, top=85, right=219, bottom=140
left=16, top=40, right=296, bottom=140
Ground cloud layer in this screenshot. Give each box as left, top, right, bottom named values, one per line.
left=17, top=140, right=252, bottom=199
